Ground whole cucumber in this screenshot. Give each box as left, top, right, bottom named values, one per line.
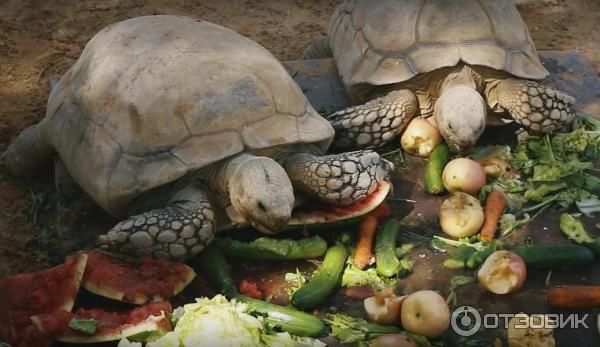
left=214, top=236, right=327, bottom=261
left=375, top=219, right=401, bottom=277
left=292, top=243, right=349, bottom=311
left=424, top=143, right=451, bottom=194
left=199, top=245, right=238, bottom=297
left=199, top=245, right=325, bottom=336
left=512, top=244, right=594, bottom=269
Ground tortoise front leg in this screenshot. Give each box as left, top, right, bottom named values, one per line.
left=491, top=78, right=576, bottom=133
left=327, top=89, right=419, bottom=149
left=98, top=184, right=215, bottom=261
left=282, top=150, right=393, bottom=206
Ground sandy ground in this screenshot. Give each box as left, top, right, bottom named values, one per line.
left=0, top=0, right=599, bottom=276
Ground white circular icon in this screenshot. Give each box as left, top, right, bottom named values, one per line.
left=451, top=305, right=481, bottom=337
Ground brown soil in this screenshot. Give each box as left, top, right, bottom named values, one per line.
left=0, top=0, right=599, bottom=276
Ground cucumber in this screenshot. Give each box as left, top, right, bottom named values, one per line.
left=560, top=213, right=600, bottom=257
left=291, top=243, right=349, bottom=311
left=214, top=236, right=328, bottom=261
left=375, top=219, right=401, bottom=277
left=443, top=244, right=476, bottom=269
left=512, top=244, right=594, bottom=269
left=237, top=296, right=325, bottom=337
left=199, top=245, right=238, bottom=298
left=424, top=143, right=451, bottom=194
left=466, top=242, right=499, bottom=269
left=199, top=246, right=325, bottom=336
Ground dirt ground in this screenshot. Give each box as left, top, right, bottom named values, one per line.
left=1, top=0, right=599, bottom=276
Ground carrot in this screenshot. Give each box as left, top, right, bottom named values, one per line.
left=547, top=286, right=600, bottom=309
left=354, top=215, right=378, bottom=269
left=480, top=191, right=506, bottom=242
left=369, top=202, right=392, bottom=223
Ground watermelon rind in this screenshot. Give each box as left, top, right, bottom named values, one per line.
left=57, top=253, right=89, bottom=312
left=55, top=310, right=171, bottom=344
left=82, top=252, right=196, bottom=305
left=287, top=181, right=391, bottom=229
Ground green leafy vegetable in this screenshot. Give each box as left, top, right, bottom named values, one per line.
left=576, top=197, right=600, bottom=216
left=559, top=213, right=595, bottom=244
left=146, top=295, right=325, bottom=347
left=324, top=313, right=433, bottom=347
left=68, top=318, right=99, bottom=335
left=341, top=255, right=397, bottom=290
left=284, top=269, right=308, bottom=296
left=477, top=116, right=600, bottom=225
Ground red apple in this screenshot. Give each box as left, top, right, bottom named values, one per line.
left=477, top=250, right=527, bottom=295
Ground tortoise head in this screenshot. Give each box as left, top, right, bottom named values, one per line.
left=434, top=85, right=487, bottom=152
left=227, top=155, right=294, bottom=233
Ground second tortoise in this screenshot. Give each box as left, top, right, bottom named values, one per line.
left=305, top=0, right=576, bottom=151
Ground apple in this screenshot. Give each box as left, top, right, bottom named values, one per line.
left=477, top=157, right=512, bottom=179
left=400, top=117, right=442, bottom=157
left=442, top=158, right=486, bottom=195
left=477, top=250, right=527, bottom=295
left=400, top=290, right=450, bottom=338
left=364, top=287, right=405, bottom=325
left=439, top=192, right=484, bottom=238
left=370, top=334, right=418, bottom=347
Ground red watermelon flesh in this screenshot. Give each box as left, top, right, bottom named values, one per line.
left=0, top=253, right=88, bottom=347
left=31, top=301, right=172, bottom=343
left=82, top=250, right=196, bottom=305
left=288, top=181, right=391, bottom=226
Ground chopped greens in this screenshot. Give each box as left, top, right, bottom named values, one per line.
left=324, top=313, right=433, bottom=347
left=478, top=115, right=600, bottom=223
left=68, top=318, right=99, bottom=335
left=284, top=269, right=308, bottom=296
left=341, top=254, right=398, bottom=290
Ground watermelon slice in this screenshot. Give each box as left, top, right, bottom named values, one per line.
left=288, top=181, right=391, bottom=228
left=0, top=254, right=88, bottom=347
left=31, top=301, right=172, bottom=343
left=82, top=250, right=196, bottom=305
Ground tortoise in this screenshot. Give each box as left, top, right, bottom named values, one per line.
left=4, top=15, right=393, bottom=261
left=304, top=0, right=576, bottom=151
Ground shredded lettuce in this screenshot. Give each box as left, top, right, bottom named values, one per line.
left=143, top=295, right=324, bottom=347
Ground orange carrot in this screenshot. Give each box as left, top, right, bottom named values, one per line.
left=547, top=286, right=600, bottom=309
left=354, top=215, right=378, bottom=269
left=480, top=191, right=506, bottom=242
left=369, top=202, right=392, bottom=223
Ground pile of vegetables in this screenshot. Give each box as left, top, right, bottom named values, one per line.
left=124, top=295, right=326, bottom=347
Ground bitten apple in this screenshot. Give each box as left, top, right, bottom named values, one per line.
left=400, top=290, right=450, bottom=338
left=478, top=250, right=527, bottom=295
left=439, top=192, right=484, bottom=238
left=370, top=334, right=418, bottom=347
left=364, top=288, right=405, bottom=325
left=400, top=118, right=442, bottom=157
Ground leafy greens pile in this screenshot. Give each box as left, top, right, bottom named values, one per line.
left=477, top=115, right=600, bottom=235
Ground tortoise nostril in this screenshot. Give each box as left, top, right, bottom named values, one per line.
left=257, top=201, right=267, bottom=212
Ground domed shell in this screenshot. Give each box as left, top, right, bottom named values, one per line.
left=330, top=0, right=548, bottom=87
left=44, top=16, right=333, bottom=216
